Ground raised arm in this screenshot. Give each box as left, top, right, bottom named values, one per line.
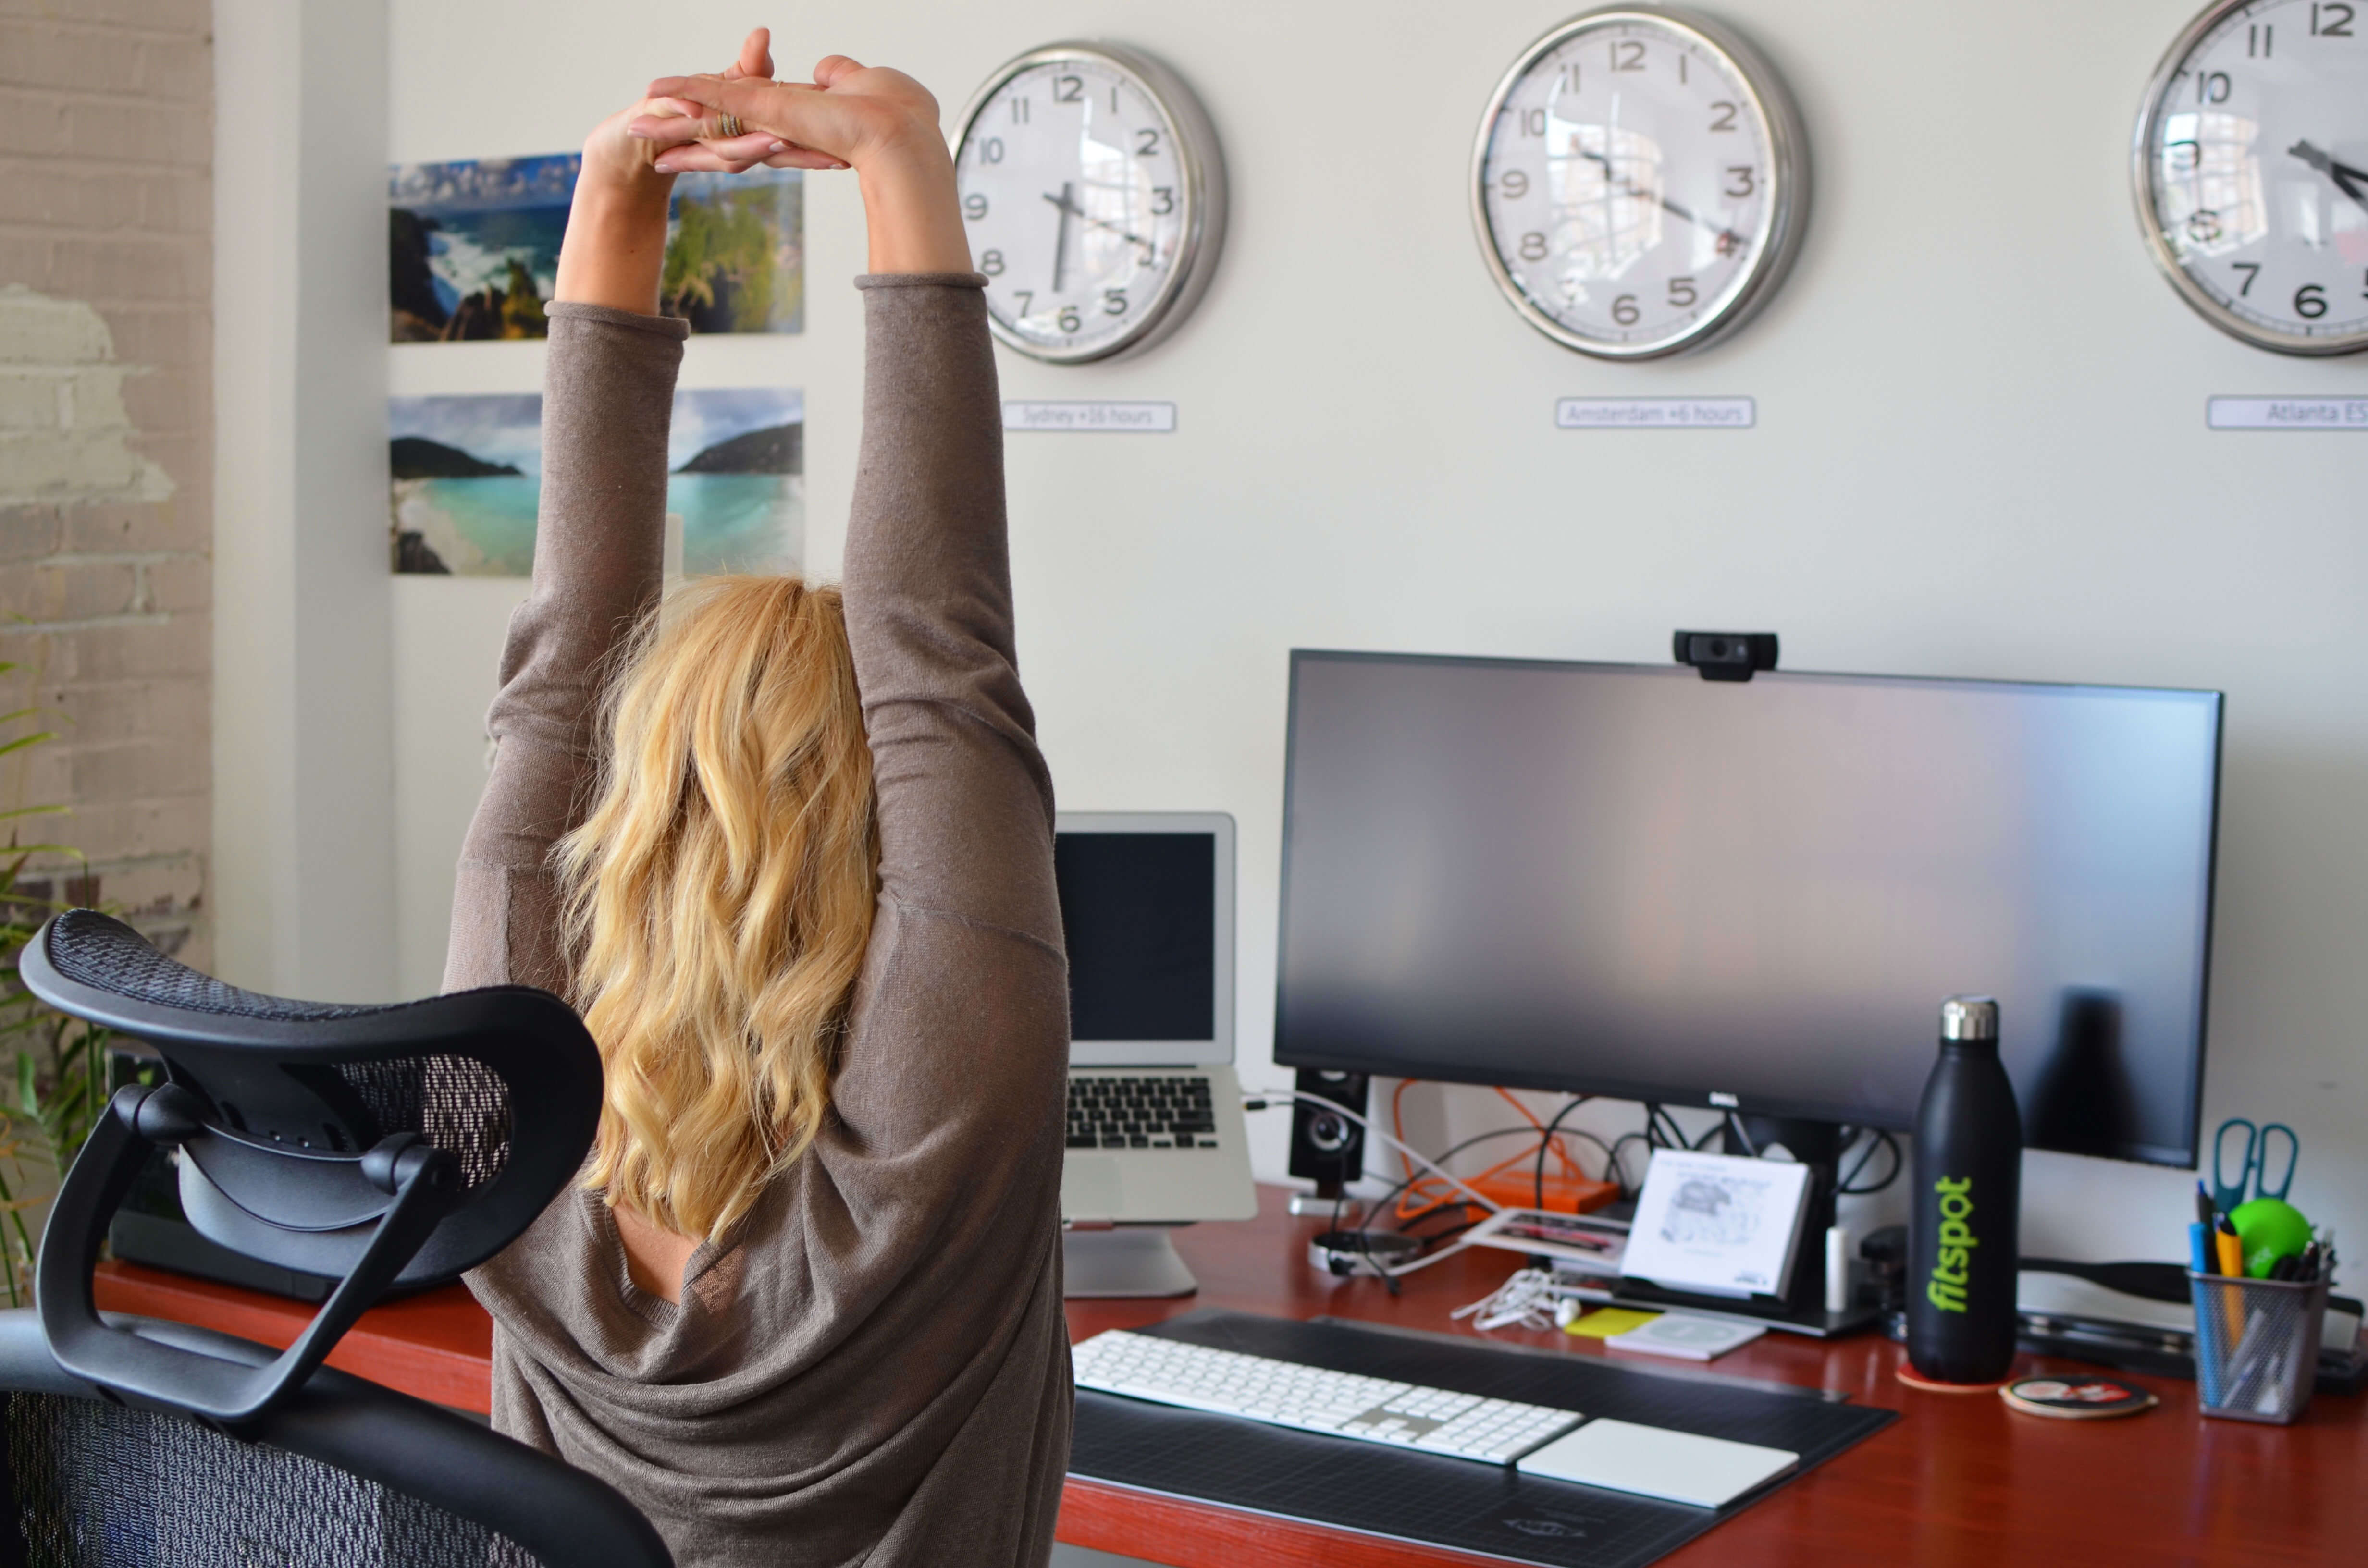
left=442, top=81, right=797, bottom=994
left=641, top=59, right=1058, bottom=943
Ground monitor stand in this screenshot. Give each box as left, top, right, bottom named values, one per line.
left=1064, top=1225, right=1198, bottom=1298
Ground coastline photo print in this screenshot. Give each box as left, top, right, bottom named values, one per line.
left=391, top=389, right=803, bottom=576
left=390, top=156, right=804, bottom=342
left=389, top=156, right=573, bottom=342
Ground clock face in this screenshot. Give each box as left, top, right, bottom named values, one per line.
left=951, top=45, right=1226, bottom=364
left=1472, top=8, right=1807, bottom=359
left=2135, top=0, right=2368, bottom=354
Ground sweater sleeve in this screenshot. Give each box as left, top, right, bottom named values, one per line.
left=839, top=275, right=1059, bottom=945
left=442, top=301, right=689, bottom=995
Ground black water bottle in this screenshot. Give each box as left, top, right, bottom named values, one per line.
left=1907, top=995, right=2022, bottom=1384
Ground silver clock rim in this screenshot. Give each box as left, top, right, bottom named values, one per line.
left=949, top=40, right=1228, bottom=366
left=1468, top=5, right=1811, bottom=362
left=2129, top=0, right=2368, bottom=356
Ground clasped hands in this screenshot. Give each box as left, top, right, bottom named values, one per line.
left=592, top=27, right=946, bottom=186
left=565, top=25, right=970, bottom=305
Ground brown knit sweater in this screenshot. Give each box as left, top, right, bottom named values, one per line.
left=443, top=279, right=1072, bottom=1567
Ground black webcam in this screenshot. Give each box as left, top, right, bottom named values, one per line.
left=1674, top=631, right=1779, bottom=683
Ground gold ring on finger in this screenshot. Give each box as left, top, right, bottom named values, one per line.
left=718, top=112, right=743, bottom=139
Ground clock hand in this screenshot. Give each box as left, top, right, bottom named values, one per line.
left=1045, top=180, right=1074, bottom=294
left=2287, top=139, right=2368, bottom=218
left=1042, top=186, right=1158, bottom=263
left=1574, top=147, right=1745, bottom=256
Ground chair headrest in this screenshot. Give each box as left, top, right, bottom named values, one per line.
left=22, top=910, right=599, bottom=1287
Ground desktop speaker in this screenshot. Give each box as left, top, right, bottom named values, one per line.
left=1287, top=1069, right=1369, bottom=1192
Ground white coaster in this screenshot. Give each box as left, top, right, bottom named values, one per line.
left=1515, top=1418, right=1799, bottom=1508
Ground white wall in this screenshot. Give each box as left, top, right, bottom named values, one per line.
left=216, top=0, right=397, bottom=1002
left=371, top=0, right=2368, bottom=1263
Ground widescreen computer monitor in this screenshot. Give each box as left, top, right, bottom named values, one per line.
left=1273, top=650, right=2223, bottom=1167
left=1056, top=812, right=1236, bottom=1068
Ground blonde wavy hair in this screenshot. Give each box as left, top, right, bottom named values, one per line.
left=556, top=575, right=878, bottom=1243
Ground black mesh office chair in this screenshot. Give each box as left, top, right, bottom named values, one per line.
left=0, top=910, right=673, bottom=1567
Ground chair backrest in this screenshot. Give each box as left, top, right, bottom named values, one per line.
left=1, top=914, right=672, bottom=1568
left=19, top=912, right=602, bottom=1425
left=0, top=1313, right=670, bottom=1568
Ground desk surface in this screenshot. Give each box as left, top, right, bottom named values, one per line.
left=96, top=1188, right=2367, bottom=1567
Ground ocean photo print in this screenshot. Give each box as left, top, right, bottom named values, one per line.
left=389, top=155, right=578, bottom=342
left=390, top=156, right=803, bottom=341
left=391, top=389, right=803, bottom=577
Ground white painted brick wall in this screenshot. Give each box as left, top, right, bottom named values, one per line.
left=0, top=286, right=173, bottom=505
left=0, top=1, right=212, bottom=968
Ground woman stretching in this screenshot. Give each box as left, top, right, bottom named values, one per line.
left=443, top=31, right=1071, bottom=1566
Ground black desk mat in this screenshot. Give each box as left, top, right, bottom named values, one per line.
left=1067, top=1310, right=1896, bottom=1568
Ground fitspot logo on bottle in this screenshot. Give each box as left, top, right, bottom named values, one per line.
left=1927, top=1176, right=1977, bottom=1313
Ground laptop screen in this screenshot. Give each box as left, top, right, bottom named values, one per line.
left=1055, top=815, right=1233, bottom=1066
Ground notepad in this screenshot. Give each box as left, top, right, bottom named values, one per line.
left=1515, top=1419, right=1799, bottom=1508
left=1601, top=1312, right=1767, bottom=1361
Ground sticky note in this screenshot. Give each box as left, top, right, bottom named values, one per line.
left=1565, top=1308, right=1662, bottom=1339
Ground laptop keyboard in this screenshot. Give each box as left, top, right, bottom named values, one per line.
left=1068, top=1074, right=1219, bottom=1150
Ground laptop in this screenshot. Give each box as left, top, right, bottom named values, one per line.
left=1057, top=813, right=1257, bottom=1294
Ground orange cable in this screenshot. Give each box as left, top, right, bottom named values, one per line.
left=1386, top=1078, right=1596, bottom=1219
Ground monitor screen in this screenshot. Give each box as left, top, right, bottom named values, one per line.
left=1274, top=651, right=2222, bottom=1166
left=1056, top=815, right=1233, bottom=1066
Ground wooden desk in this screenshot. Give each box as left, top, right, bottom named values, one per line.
left=94, top=1259, right=493, bottom=1414
left=98, top=1188, right=2366, bottom=1566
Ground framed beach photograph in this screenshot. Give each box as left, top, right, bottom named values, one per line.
left=391, top=389, right=803, bottom=577
left=669, top=388, right=805, bottom=574
left=390, top=156, right=803, bottom=341
left=389, top=394, right=545, bottom=573
left=389, top=156, right=575, bottom=342
left=664, top=172, right=805, bottom=334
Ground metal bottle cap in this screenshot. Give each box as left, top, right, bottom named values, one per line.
left=1940, top=996, right=1999, bottom=1041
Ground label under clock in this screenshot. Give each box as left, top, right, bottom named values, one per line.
left=2207, top=395, right=2368, bottom=427
left=1557, top=397, right=1755, bottom=429
left=1003, top=400, right=1178, bottom=433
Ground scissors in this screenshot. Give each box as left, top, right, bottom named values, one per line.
left=2212, top=1118, right=2299, bottom=1213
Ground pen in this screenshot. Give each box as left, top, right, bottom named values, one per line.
left=2190, top=1222, right=2214, bottom=1276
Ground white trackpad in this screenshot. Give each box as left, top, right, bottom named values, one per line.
left=1515, top=1419, right=1797, bottom=1508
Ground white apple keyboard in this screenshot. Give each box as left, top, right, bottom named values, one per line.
left=1072, top=1329, right=1802, bottom=1507
left=1072, top=1329, right=1583, bottom=1463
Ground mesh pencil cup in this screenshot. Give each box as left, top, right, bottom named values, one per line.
left=2187, top=1270, right=2329, bottom=1424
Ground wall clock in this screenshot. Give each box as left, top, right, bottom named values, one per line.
left=950, top=43, right=1227, bottom=364
left=2134, top=0, right=2368, bottom=354
left=1471, top=7, right=1809, bottom=360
